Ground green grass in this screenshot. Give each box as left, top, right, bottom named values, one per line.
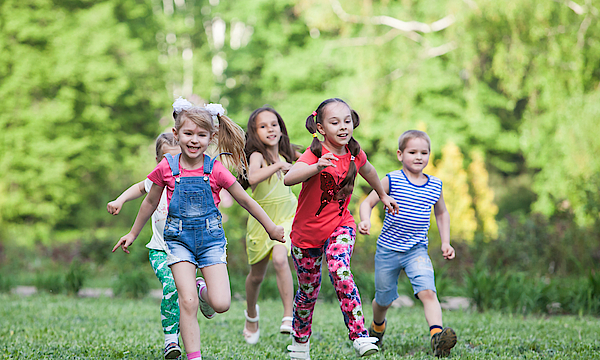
left=1, top=294, right=599, bottom=359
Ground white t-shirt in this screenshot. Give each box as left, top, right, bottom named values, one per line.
left=144, top=178, right=169, bottom=251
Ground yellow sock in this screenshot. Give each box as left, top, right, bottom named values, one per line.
left=372, top=320, right=386, bottom=332
left=430, top=326, right=443, bottom=337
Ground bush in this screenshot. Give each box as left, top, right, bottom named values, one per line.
left=34, top=271, right=65, bottom=294
left=65, top=260, right=87, bottom=295
left=0, top=272, right=13, bottom=293
left=112, top=270, right=150, bottom=299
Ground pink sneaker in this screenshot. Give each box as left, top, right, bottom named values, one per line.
left=196, top=277, right=215, bottom=319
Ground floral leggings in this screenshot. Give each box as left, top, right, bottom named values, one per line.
left=291, top=226, right=369, bottom=342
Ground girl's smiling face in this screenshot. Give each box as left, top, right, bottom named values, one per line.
left=318, top=102, right=354, bottom=150
left=398, top=137, right=430, bottom=175
left=173, top=117, right=213, bottom=164
left=255, top=110, right=282, bottom=148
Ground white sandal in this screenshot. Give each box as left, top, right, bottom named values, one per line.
left=243, top=304, right=260, bottom=345
left=280, top=316, right=293, bottom=334
left=288, top=338, right=310, bottom=360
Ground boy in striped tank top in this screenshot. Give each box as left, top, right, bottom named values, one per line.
left=358, top=130, right=457, bottom=357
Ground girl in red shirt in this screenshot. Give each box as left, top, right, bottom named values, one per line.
left=284, top=98, right=398, bottom=359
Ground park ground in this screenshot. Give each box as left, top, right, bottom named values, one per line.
left=1, top=294, right=599, bottom=359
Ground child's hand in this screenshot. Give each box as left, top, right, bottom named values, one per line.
left=316, top=153, right=338, bottom=171
left=380, top=194, right=399, bottom=215
left=358, top=220, right=371, bottom=235
left=107, top=200, right=123, bottom=215
left=268, top=225, right=286, bottom=243
left=279, top=162, right=293, bottom=174
left=112, top=233, right=136, bottom=254
left=441, top=243, right=455, bottom=260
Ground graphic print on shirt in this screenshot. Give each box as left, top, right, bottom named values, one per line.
left=316, top=172, right=346, bottom=217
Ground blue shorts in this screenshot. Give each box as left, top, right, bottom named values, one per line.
left=165, top=215, right=228, bottom=269
left=374, top=244, right=436, bottom=306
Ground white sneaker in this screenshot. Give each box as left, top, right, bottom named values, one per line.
left=287, top=339, right=310, bottom=360
left=353, top=337, right=379, bottom=357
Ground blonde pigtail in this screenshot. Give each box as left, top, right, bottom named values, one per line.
left=215, top=114, right=248, bottom=178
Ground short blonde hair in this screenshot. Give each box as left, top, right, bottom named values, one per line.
left=398, top=130, right=431, bottom=152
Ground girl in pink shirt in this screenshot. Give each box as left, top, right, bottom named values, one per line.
left=113, top=99, right=285, bottom=360
left=283, top=98, right=398, bottom=359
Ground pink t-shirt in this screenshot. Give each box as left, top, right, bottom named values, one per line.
left=147, top=157, right=237, bottom=207
left=290, top=146, right=367, bottom=248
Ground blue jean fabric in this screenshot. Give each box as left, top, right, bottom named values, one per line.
left=374, top=244, right=436, bottom=306
left=163, top=153, right=228, bottom=269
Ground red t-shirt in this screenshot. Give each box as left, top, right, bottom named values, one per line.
left=290, top=146, right=367, bottom=248
left=147, top=157, right=237, bottom=207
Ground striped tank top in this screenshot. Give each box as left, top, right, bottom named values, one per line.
left=377, top=169, right=442, bottom=252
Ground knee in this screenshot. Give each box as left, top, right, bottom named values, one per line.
left=417, top=289, right=438, bottom=302
left=271, top=254, right=289, bottom=271
left=179, top=294, right=199, bottom=313
left=212, top=298, right=231, bottom=313
left=247, top=271, right=265, bottom=286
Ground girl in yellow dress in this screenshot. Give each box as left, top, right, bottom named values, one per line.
left=241, top=107, right=301, bottom=344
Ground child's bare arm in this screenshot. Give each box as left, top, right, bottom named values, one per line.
left=284, top=153, right=338, bottom=186
left=247, top=152, right=291, bottom=187
left=358, top=177, right=390, bottom=235
left=112, top=183, right=163, bottom=253
left=359, top=161, right=399, bottom=215
left=107, top=181, right=146, bottom=215
left=226, top=181, right=285, bottom=242
left=434, top=190, right=454, bottom=260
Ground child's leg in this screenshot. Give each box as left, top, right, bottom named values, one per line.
left=371, top=244, right=403, bottom=333
left=245, top=255, right=270, bottom=332
left=271, top=244, right=294, bottom=326
left=199, top=263, right=231, bottom=313
left=170, top=261, right=201, bottom=353
left=417, top=289, right=443, bottom=328
left=403, top=246, right=444, bottom=334
left=291, top=245, right=324, bottom=343
left=149, top=250, right=180, bottom=346
left=372, top=300, right=392, bottom=325
left=324, top=226, right=369, bottom=340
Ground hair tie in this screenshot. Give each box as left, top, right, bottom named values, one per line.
left=312, top=111, right=317, bottom=117
left=312, top=132, right=318, bottom=138
left=173, top=97, right=193, bottom=114
left=350, top=155, right=355, bottom=161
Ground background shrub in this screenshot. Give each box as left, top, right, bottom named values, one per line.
left=112, top=269, right=150, bottom=299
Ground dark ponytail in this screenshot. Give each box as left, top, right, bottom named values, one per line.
left=308, top=98, right=362, bottom=199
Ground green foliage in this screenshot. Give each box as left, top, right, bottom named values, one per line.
left=65, top=260, right=87, bottom=295
left=112, top=269, right=150, bottom=299
left=0, top=0, right=166, bottom=245
left=0, top=272, right=13, bottom=293
left=34, top=271, right=65, bottom=294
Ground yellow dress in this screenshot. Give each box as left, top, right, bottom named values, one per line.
left=246, top=157, right=297, bottom=264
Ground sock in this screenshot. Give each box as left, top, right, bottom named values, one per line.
left=430, top=325, right=443, bottom=337
left=164, top=333, right=178, bottom=347
left=372, top=319, right=386, bottom=332
left=187, top=350, right=202, bottom=359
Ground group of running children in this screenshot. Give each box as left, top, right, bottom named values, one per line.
left=109, top=97, right=458, bottom=360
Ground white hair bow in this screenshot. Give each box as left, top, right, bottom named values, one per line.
left=204, top=103, right=225, bottom=123
left=172, top=97, right=193, bottom=114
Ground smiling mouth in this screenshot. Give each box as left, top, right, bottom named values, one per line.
left=188, top=145, right=200, bottom=152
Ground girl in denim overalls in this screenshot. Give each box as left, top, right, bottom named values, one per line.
left=115, top=99, right=285, bottom=360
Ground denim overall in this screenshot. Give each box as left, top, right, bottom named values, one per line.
left=163, top=153, right=227, bottom=268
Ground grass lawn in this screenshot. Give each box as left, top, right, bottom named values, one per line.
left=1, top=294, right=599, bottom=359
